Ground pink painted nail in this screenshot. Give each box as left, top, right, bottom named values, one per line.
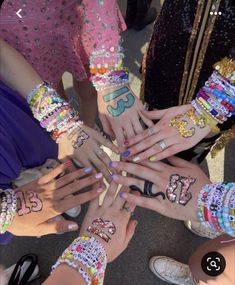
left=97, top=187, right=104, bottom=193
left=119, top=192, right=128, bottom=199
left=95, top=173, right=103, bottom=179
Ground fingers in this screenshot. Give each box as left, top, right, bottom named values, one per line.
left=56, top=172, right=103, bottom=199
left=38, top=161, right=72, bottom=185
left=102, top=181, right=118, bottom=207
left=89, top=153, right=111, bottom=182
left=150, top=144, right=183, bottom=161
left=99, top=113, right=115, bottom=139
left=124, top=122, right=135, bottom=139
left=125, top=220, right=138, bottom=246
left=109, top=161, right=156, bottom=183
left=59, top=187, right=104, bottom=212
left=111, top=174, right=144, bottom=189
left=96, top=130, right=119, bottom=154
left=167, top=156, right=193, bottom=168
left=52, top=167, right=93, bottom=190
left=140, top=160, right=167, bottom=172
left=138, top=110, right=154, bottom=128
left=119, top=192, right=159, bottom=212
left=114, top=125, right=126, bottom=149
left=140, top=109, right=167, bottom=120
left=37, top=220, right=79, bottom=235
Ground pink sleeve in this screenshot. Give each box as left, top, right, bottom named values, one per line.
left=79, top=0, right=126, bottom=66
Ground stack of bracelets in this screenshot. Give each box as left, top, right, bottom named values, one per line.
left=89, top=44, right=129, bottom=92
left=27, top=82, right=83, bottom=142
left=52, top=236, right=107, bottom=285
left=0, top=189, right=17, bottom=234
left=197, top=182, right=235, bottom=237
left=191, top=57, right=235, bottom=132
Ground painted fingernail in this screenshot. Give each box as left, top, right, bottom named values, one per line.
left=121, top=150, right=130, bottom=158
left=132, top=156, right=140, bottom=162
left=110, top=174, right=118, bottom=181
left=84, top=167, right=93, bottom=173
left=65, top=160, right=72, bottom=166
left=109, top=161, right=118, bottom=168
left=95, top=173, right=103, bottom=179
left=97, top=187, right=104, bottom=193
left=123, top=140, right=129, bottom=147
left=119, top=192, right=128, bottom=199
left=149, top=155, right=157, bottom=162
left=130, top=185, right=142, bottom=194
left=68, top=223, right=79, bottom=231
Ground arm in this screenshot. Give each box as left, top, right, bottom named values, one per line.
left=0, top=38, right=42, bottom=97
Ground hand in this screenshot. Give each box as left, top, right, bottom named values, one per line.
left=8, top=162, right=105, bottom=236
left=122, top=105, right=211, bottom=162
left=108, top=156, right=210, bottom=221
left=58, top=124, right=119, bottom=181
left=97, top=84, right=153, bottom=148
left=79, top=182, right=138, bottom=262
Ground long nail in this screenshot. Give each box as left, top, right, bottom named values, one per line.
left=121, top=150, right=130, bottom=158
left=95, top=173, right=103, bottom=179
left=68, top=223, right=79, bottom=231
left=84, top=167, right=93, bottom=173
left=132, top=156, right=140, bottom=162
left=130, top=185, right=142, bottom=194
left=109, top=161, right=118, bottom=168
left=119, top=192, right=128, bottom=199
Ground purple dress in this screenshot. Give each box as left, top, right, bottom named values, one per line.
left=0, top=81, right=58, bottom=244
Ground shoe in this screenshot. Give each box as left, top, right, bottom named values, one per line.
left=132, top=7, right=157, bottom=31
left=6, top=254, right=39, bottom=285
left=149, top=256, right=196, bottom=285
left=184, top=220, right=221, bottom=239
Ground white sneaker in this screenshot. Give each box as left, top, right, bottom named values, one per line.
left=184, top=220, right=221, bottom=239
left=149, top=256, right=196, bottom=285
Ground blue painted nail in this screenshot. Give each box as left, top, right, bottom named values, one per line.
left=109, top=161, right=118, bottom=168
left=84, top=167, right=92, bottom=173
left=119, top=192, right=128, bottom=199
left=121, top=150, right=130, bottom=158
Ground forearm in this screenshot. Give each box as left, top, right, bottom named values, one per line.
left=43, top=265, right=85, bottom=285
left=0, top=38, right=42, bottom=97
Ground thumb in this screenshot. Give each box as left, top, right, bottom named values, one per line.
left=141, top=109, right=167, bottom=120
left=37, top=220, right=79, bottom=235
left=125, top=220, right=138, bottom=246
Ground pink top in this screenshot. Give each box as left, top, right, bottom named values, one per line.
left=0, top=0, right=126, bottom=88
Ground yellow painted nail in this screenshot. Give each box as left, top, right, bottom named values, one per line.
left=149, top=155, right=157, bottom=162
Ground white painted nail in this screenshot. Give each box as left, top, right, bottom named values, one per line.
left=133, top=156, right=140, bottom=162
left=68, top=224, right=79, bottom=231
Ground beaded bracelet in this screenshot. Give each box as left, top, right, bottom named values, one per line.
left=197, top=183, right=235, bottom=237
left=0, top=189, right=17, bottom=234
left=27, top=82, right=83, bottom=142
left=52, top=236, right=107, bottom=285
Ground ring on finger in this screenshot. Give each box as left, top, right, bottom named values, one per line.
left=122, top=203, right=134, bottom=216
left=158, top=140, right=167, bottom=151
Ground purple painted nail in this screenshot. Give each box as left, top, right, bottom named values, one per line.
left=121, top=150, right=130, bottom=158
left=109, top=161, right=118, bottom=168
left=84, top=167, right=92, bottom=173
left=119, top=192, right=128, bottom=199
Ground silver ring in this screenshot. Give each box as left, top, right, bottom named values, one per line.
left=147, top=127, right=154, bottom=137
left=122, top=204, right=134, bottom=216
left=96, top=148, right=104, bottom=156
left=159, top=140, right=167, bottom=151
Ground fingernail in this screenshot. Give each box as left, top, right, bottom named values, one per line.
left=130, top=185, right=142, bottom=194
left=95, top=173, right=103, bottom=179
left=132, top=156, right=140, bottom=162
left=149, top=155, right=157, bottom=162
left=84, top=167, right=93, bottom=173
left=111, top=174, right=119, bottom=181
left=68, top=223, right=79, bottom=231
left=97, top=187, right=104, bottom=193
left=123, top=140, right=129, bottom=147
left=109, top=161, right=118, bottom=168
left=119, top=192, right=128, bottom=199
left=121, top=150, right=130, bottom=158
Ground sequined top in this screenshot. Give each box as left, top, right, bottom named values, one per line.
left=0, top=0, right=126, bottom=88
